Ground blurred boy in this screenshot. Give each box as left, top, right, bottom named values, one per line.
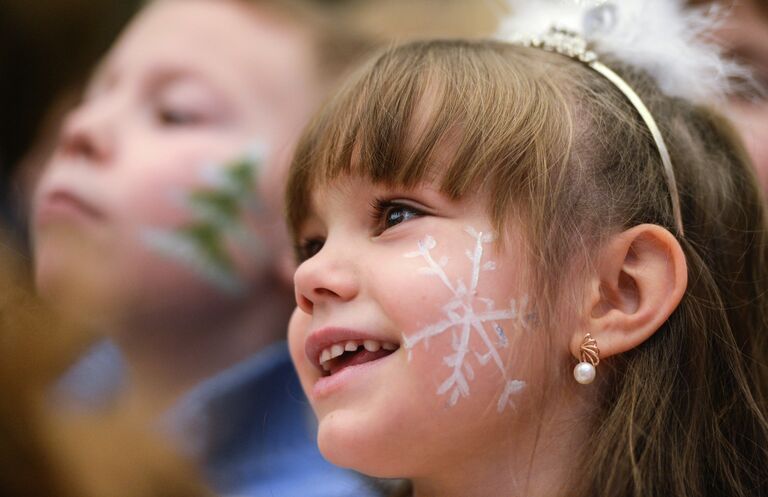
left=31, top=1, right=374, bottom=495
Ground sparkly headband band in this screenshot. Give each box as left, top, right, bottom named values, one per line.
left=516, top=27, right=686, bottom=237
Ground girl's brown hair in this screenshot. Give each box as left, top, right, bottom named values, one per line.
left=286, top=40, right=768, bottom=496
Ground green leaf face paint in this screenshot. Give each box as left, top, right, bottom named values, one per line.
left=141, top=149, right=267, bottom=295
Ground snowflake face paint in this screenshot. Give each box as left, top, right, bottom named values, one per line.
left=289, top=176, right=543, bottom=476
left=403, top=227, right=530, bottom=412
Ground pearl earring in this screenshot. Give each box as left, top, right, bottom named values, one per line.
left=573, top=333, right=600, bottom=384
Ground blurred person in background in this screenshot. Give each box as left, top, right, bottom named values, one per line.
left=29, top=0, right=377, bottom=495
left=690, top=0, right=768, bottom=195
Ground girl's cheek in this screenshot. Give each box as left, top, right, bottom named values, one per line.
left=395, top=227, right=532, bottom=411
left=288, top=309, right=313, bottom=373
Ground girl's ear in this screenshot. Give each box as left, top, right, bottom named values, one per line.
left=571, top=224, right=687, bottom=361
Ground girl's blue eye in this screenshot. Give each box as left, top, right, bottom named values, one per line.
left=372, top=200, right=425, bottom=234
left=384, top=205, right=418, bottom=227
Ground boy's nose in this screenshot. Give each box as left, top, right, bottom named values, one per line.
left=58, top=102, right=116, bottom=165
left=293, top=243, right=360, bottom=314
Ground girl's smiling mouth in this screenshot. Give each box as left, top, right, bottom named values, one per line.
left=306, top=327, right=400, bottom=377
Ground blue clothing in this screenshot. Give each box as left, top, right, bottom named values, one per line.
left=53, top=339, right=125, bottom=410
left=165, top=342, right=376, bottom=497
left=56, top=340, right=376, bottom=497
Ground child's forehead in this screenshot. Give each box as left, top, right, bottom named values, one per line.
left=305, top=176, right=384, bottom=213
left=292, top=131, right=475, bottom=234
left=100, top=0, right=314, bottom=88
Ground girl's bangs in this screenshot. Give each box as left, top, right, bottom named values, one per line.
left=286, top=41, right=572, bottom=240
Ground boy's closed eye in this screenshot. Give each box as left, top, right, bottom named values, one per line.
left=153, top=76, right=231, bottom=128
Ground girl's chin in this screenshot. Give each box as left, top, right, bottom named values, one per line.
left=315, top=412, right=402, bottom=476
left=317, top=439, right=406, bottom=480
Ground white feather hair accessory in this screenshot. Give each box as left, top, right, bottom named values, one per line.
left=496, top=0, right=750, bottom=105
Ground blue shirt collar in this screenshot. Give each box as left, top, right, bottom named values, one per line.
left=165, top=342, right=375, bottom=496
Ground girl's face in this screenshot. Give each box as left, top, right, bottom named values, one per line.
left=32, top=0, right=317, bottom=327
left=290, top=175, right=555, bottom=478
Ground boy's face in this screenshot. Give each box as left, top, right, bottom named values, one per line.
left=717, top=1, right=768, bottom=195
left=32, top=0, right=317, bottom=327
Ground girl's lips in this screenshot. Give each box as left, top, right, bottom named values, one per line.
left=327, top=348, right=394, bottom=375
left=305, top=326, right=399, bottom=371
left=311, top=348, right=399, bottom=399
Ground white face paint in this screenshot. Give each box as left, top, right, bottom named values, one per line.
left=403, top=227, right=529, bottom=411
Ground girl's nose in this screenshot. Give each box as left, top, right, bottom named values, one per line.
left=57, top=99, right=117, bottom=165
left=293, top=243, right=360, bottom=314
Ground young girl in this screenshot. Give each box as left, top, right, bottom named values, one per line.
left=285, top=2, right=768, bottom=496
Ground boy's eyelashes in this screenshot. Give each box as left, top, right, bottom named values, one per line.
left=154, top=92, right=226, bottom=127
left=152, top=76, right=231, bottom=127
left=155, top=105, right=210, bottom=126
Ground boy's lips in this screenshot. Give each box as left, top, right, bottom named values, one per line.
left=305, top=327, right=400, bottom=375
left=36, top=189, right=106, bottom=224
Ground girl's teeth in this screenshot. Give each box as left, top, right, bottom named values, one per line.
left=330, top=344, right=345, bottom=359
left=320, top=348, right=332, bottom=364
left=318, top=340, right=400, bottom=369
